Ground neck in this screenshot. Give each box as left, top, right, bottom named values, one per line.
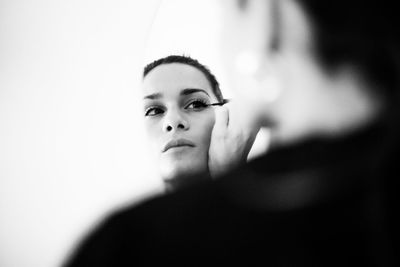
left=163, top=170, right=211, bottom=193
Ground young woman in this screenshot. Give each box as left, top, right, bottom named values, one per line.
left=142, top=55, right=257, bottom=191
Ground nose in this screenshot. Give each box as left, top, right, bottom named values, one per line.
left=163, top=109, right=189, bottom=133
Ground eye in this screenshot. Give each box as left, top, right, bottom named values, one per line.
left=145, top=106, right=164, bottom=117
left=185, top=99, right=209, bottom=110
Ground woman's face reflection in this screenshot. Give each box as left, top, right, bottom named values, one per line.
left=142, top=63, right=217, bottom=181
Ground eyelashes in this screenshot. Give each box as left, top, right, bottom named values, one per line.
left=184, top=98, right=209, bottom=110
left=144, top=99, right=210, bottom=117
left=144, top=106, right=164, bottom=117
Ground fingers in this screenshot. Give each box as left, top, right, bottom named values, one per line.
left=213, top=100, right=260, bottom=146
left=213, top=105, right=229, bottom=133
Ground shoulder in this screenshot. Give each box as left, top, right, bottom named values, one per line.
left=116, top=178, right=223, bottom=223
left=64, top=179, right=224, bottom=266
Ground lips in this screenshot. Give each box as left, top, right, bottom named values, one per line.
left=162, top=138, right=195, bottom=152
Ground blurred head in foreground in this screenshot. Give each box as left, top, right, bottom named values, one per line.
left=142, top=55, right=223, bottom=191
left=219, top=0, right=399, bottom=148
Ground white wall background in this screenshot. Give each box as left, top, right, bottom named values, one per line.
left=0, top=1, right=268, bottom=266
left=0, top=1, right=162, bottom=266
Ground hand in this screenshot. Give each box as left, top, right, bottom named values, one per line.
left=208, top=102, right=260, bottom=178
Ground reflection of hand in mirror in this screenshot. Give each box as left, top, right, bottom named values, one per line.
left=208, top=100, right=260, bottom=178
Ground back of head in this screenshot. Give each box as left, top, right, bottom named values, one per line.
left=298, top=0, right=400, bottom=99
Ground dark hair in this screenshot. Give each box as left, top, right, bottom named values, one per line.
left=297, top=0, right=400, bottom=97
left=143, top=55, right=223, bottom=102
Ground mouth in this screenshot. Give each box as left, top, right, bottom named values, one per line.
left=162, top=139, right=195, bottom=152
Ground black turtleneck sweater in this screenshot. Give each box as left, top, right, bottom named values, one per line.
left=65, top=120, right=399, bottom=266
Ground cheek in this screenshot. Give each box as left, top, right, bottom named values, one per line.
left=144, top=120, right=163, bottom=150
left=144, top=120, right=159, bottom=137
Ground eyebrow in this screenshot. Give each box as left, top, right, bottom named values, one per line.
left=143, top=88, right=210, bottom=100
left=180, top=88, right=210, bottom=97
left=143, top=93, right=162, bottom=100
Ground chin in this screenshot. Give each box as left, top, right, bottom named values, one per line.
left=161, top=161, right=205, bottom=182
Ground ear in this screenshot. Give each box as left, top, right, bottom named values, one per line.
left=278, top=0, right=314, bottom=55
left=218, top=0, right=314, bottom=111
left=236, top=0, right=315, bottom=98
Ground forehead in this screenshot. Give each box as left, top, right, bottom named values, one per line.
left=142, top=63, right=213, bottom=95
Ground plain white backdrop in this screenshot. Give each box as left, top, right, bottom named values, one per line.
left=0, top=1, right=160, bottom=266
left=0, top=1, right=268, bottom=266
